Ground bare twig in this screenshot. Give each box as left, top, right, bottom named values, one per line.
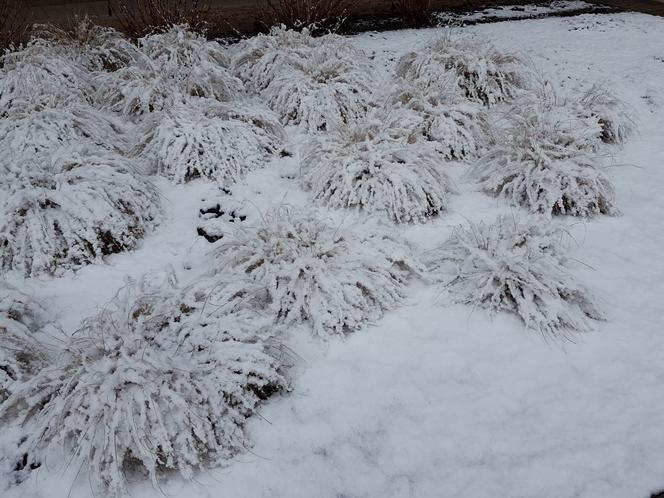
left=109, top=0, right=212, bottom=38
left=260, top=0, right=348, bottom=34
left=0, top=0, right=30, bottom=51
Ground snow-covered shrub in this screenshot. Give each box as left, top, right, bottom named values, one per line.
left=472, top=85, right=620, bottom=217
left=0, top=144, right=159, bottom=276
left=0, top=20, right=138, bottom=114
left=0, top=275, right=286, bottom=496
left=29, top=20, right=141, bottom=72
left=385, top=78, right=491, bottom=160
left=577, top=84, right=635, bottom=146
left=425, top=215, right=604, bottom=338
left=96, top=24, right=241, bottom=115
left=396, top=32, right=530, bottom=107
left=302, top=114, right=452, bottom=223
left=212, top=207, right=424, bottom=336
left=0, top=283, right=59, bottom=403
left=132, top=98, right=284, bottom=184
left=232, top=27, right=317, bottom=92
left=232, top=27, right=374, bottom=131
left=0, top=37, right=94, bottom=113
left=0, top=103, right=129, bottom=165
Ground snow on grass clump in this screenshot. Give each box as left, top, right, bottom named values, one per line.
left=0, top=275, right=287, bottom=496
left=302, top=114, right=452, bottom=223
left=0, top=283, right=61, bottom=403
left=0, top=144, right=159, bottom=276
left=0, top=103, right=129, bottom=162
left=577, top=84, right=635, bottom=146
left=96, top=24, right=241, bottom=115
left=385, top=78, right=491, bottom=160
left=231, top=27, right=374, bottom=131
left=0, top=20, right=143, bottom=115
left=472, top=84, right=622, bottom=217
left=28, top=20, right=141, bottom=73
left=426, top=215, right=604, bottom=338
left=133, top=98, right=284, bottom=184
left=0, top=38, right=94, bottom=113
left=396, top=32, right=530, bottom=107
left=211, top=207, right=424, bottom=336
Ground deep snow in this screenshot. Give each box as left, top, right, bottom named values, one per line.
left=3, top=10, right=664, bottom=498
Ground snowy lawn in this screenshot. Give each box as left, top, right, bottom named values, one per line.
left=2, top=10, right=664, bottom=498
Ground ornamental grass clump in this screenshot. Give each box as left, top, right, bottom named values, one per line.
left=396, top=32, right=530, bottom=107
left=211, top=207, right=424, bottom=336
left=232, top=27, right=374, bottom=131
left=0, top=145, right=160, bottom=276
left=0, top=275, right=287, bottom=496
left=425, top=215, right=604, bottom=338
left=302, top=114, right=452, bottom=223
left=472, top=84, right=624, bottom=217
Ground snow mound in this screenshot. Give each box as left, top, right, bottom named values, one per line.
left=396, top=32, right=530, bottom=107
left=232, top=27, right=374, bottom=131
left=472, top=84, right=622, bottom=216
left=385, top=78, right=491, bottom=160
left=426, top=215, right=604, bottom=338
left=0, top=144, right=160, bottom=276
left=96, top=25, right=241, bottom=115
left=0, top=275, right=287, bottom=496
left=211, top=207, right=424, bottom=336
left=132, top=98, right=284, bottom=184
left=302, top=115, right=452, bottom=223
left=197, top=199, right=249, bottom=243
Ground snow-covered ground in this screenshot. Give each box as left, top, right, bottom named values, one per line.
left=3, top=10, right=664, bottom=498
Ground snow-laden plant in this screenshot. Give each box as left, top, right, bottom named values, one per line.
left=96, top=24, right=241, bottom=115
left=0, top=144, right=160, bottom=276
left=132, top=98, right=284, bottom=184
left=472, top=84, right=620, bottom=217
left=385, top=78, right=491, bottom=160
left=577, top=84, right=635, bottom=146
left=0, top=37, right=94, bottom=114
left=0, top=274, right=286, bottom=496
left=425, top=215, right=604, bottom=338
left=212, top=206, right=424, bottom=336
left=232, top=26, right=374, bottom=131
left=302, top=114, right=452, bottom=223
left=0, top=102, right=130, bottom=166
left=232, top=27, right=318, bottom=92
left=29, top=20, right=141, bottom=72
left=396, top=32, right=530, bottom=107
left=0, top=282, right=61, bottom=403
